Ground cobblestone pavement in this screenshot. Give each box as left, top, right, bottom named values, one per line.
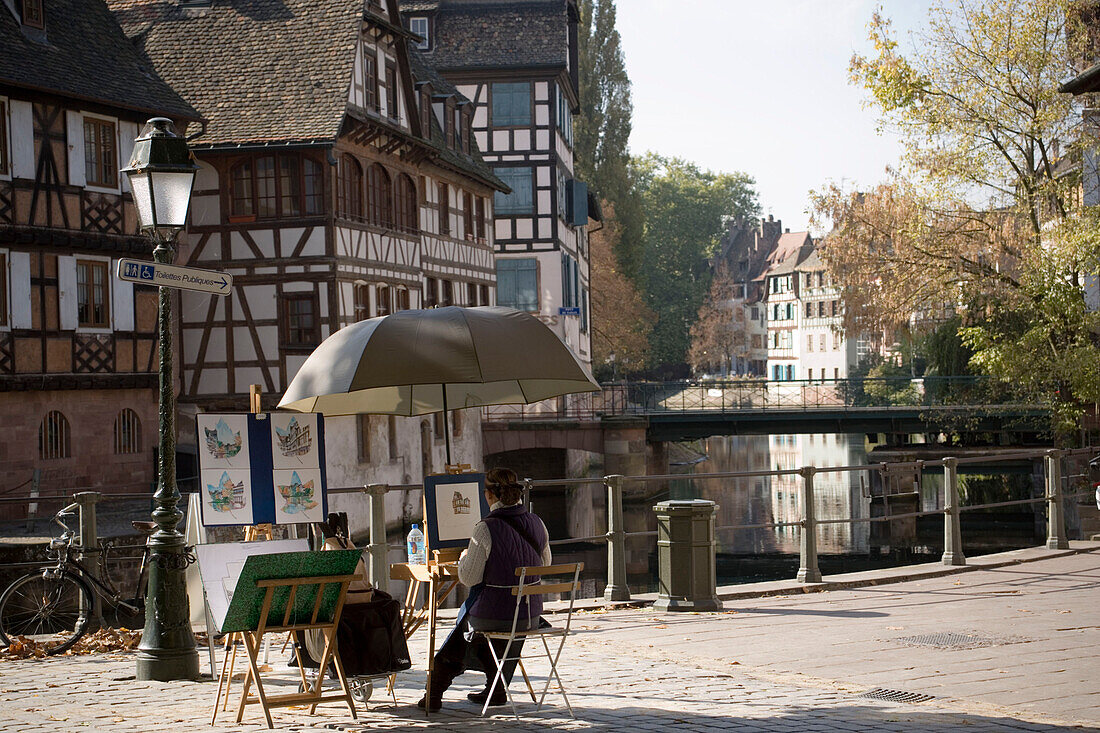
left=0, top=549, right=1097, bottom=732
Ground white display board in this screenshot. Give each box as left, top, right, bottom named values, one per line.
left=194, top=539, right=309, bottom=631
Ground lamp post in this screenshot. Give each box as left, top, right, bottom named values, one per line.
left=123, top=118, right=200, bottom=681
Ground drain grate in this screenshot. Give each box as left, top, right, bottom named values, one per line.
left=893, top=631, right=1029, bottom=650
left=858, top=688, right=936, bottom=704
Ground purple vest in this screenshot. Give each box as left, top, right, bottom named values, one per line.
left=468, top=504, right=548, bottom=622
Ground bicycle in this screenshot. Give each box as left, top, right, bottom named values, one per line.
left=0, top=502, right=158, bottom=654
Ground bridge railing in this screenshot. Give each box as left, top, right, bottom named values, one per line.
left=337, top=445, right=1094, bottom=601
left=5, top=445, right=1092, bottom=605
left=482, top=376, right=1033, bottom=421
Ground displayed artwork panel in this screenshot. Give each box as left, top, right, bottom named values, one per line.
left=269, top=413, right=320, bottom=470
left=424, top=473, right=489, bottom=550
left=200, top=468, right=255, bottom=526
left=197, top=414, right=251, bottom=469
left=272, top=468, right=326, bottom=525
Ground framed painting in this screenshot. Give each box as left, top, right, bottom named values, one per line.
left=423, top=473, right=489, bottom=551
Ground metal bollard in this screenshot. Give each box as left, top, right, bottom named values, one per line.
left=603, top=474, right=630, bottom=602
left=365, top=483, right=389, bottom=594
left=653, top=500, right=722, bottom=611
left=796, top=466, right=822, bottom=583
left=942, top=457, right=966, bottom=566
left=73, top=491, right=103, bottom=624
left=1046, top=451, right=1069, bottom=550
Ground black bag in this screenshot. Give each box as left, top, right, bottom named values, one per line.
left=331, top=589, right=412, bottom=677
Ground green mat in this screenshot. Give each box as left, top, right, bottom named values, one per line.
left=220, top=549, right=362, bottom=634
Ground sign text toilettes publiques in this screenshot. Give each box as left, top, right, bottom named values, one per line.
left=116, top=258, right=233, bottom=296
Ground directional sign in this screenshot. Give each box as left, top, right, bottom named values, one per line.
left=116, top=258, right=233, bottom=296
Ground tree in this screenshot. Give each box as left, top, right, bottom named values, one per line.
left=589, top=203, right=654, bottom=378
left=575, top=0, right=644, bottom=279
left=634, top=154, right=759, bottom=369
left=813, top=0, right=1100, bottom=435
left=687, top=263, right=750, bottom=375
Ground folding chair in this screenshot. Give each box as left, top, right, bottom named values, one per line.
left=476, top=562, right=584, bottom=720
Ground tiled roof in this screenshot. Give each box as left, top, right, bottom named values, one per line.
left=765, top=235, right=814, bottom=277
left=107, top=0, right=361, bottom=146
left=0, top=0, right=197, bottom=121
left=794, top=248, right=824, bottom=272
left=402, top=0, right=569, bottom=71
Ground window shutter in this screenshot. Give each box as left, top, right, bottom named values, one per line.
left=58, top=255, right=78, bottom=331
left=65, top=111, right=86, bottom=187
left=112, top=262, right=134, bottom=331
left=118, top=121, right=138, bottom=193
left=9, top=251, right=31, bottom=328
left=9, top=101, right=34, bottom=179
left=567, top=179, right=588, bottom=227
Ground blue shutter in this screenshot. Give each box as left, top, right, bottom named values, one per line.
left=566, top=179, right=588, bottom=227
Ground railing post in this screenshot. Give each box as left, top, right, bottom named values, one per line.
left=603, top=474, right=631, bottom=601
left=25, top=469, right=41, bottom=532
left=1045, top=450, right=1069, bottom=550
left=941, top=457, right=966, bottom=566
left=522, top=477, right=533, bottom=512
left=365, top=483, right=389, bottom=594
left=796, top=466, right=822, bottom=583
left=74, top=491, right=103, bottom=624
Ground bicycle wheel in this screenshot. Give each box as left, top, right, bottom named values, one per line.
left=0, top=571, right=93, bottom=654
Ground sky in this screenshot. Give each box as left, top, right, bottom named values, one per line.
left=617, top=0, right=933, bottom=235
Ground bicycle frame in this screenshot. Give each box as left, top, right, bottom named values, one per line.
left=40, top=507, right=147, bottom=615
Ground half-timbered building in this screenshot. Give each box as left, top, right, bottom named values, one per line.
left=108, top=0, right=506, bottom=498
left=0, top=0, right=199, bottom=510
left=401, top=0, right=593, bottom=368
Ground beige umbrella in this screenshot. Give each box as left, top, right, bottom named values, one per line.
left=278, top=306, right=599, bottom=462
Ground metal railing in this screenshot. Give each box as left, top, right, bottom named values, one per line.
left=3, top=446, right=1093, bottom=603
left=483, top=376, right=1043, bottom=421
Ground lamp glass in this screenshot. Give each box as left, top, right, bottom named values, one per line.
left=128, top=170, right=153, bottom=228
left=149, top=171, right=195, bottom=229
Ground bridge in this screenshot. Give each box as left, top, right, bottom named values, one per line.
left=482, top=377, right=1049, bottom=475
left=485, top=377, right=1048, bottom=439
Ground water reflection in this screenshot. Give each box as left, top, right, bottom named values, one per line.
left=685, top=433, right=871, bottom=554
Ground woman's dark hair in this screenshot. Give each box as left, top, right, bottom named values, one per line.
left=485, top=467, right=523, bottom=505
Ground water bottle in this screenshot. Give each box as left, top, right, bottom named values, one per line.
left=406, top=524, right=426, bottom=565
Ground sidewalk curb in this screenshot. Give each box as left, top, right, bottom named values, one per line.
left=542, top=542, right=1100, bottom=615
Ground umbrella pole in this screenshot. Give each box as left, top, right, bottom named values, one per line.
left=442, top=387, right=452, bottom=466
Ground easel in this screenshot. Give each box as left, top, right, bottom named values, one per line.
left=390, top=547, right=462, bottom=715
left=209, top=549, right=362, bottom=728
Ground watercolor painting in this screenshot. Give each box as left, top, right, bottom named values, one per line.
left=200, top=468, right=254, bottom=526
left=269, top=413, right=319, bottom=469
left=272, top=468, right=324, bottom=524
left=196, top=414, right=250, bottom=469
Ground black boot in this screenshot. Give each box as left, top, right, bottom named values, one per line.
left=467, top=686, right=508, bottom=707
left=468, top=637, right=516, bottom=707
left=417, top=661, right=460, bottom=712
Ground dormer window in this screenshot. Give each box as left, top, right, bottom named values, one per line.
left=444, top=98, right=455, bottom=148
left=363, top=49, right=378, bottom=112
left=409, top=16, right=429, bottom=50
left=21, top=0, right=44, bottom=29
left=419, top=87, right=431, bottom=138
left=460, top=108, right=471, bottom=154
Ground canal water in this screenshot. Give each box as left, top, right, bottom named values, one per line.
left=601, top=433, right=1043, bottom=593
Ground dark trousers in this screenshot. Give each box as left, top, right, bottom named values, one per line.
left=429, top=596, right=535, bottom=698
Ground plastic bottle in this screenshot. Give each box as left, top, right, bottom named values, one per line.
left=406, top=524, right=426, bottom=565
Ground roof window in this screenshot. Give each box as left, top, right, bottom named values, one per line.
left=21, top=0, right=44, bottom=28
left=409, top=16, right=429, bottom=50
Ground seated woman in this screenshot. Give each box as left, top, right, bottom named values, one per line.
left=418, top=467, right=551, bottom=711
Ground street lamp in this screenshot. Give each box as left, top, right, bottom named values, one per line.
left=122, top=118, right=200, bottom=681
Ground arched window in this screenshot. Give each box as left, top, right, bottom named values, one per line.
left=377, top=284, right=392, bottom=317
left=114, top=408, right=142, bottom=454
left=353, top=283, right=370, bottom=321
left=366, top=164, right=392, bottom=228
left=39, top=411, right=71, bottom=460
left=338, top=155, right=363, bottom=221
left=394, top=174, right=418, bottom=233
